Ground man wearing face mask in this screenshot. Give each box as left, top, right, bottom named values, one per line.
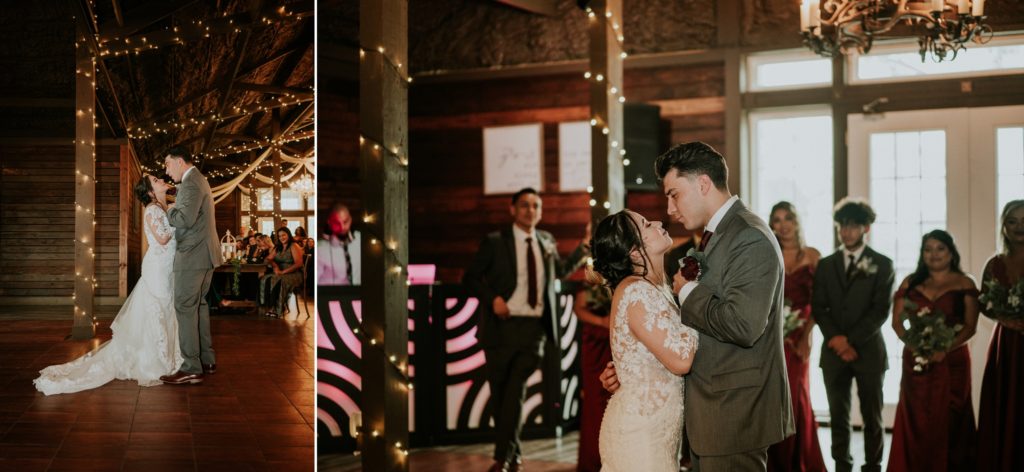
left=318, top=203, right=361, bottom=285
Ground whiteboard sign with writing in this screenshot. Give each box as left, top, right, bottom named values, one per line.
left=558, top=121, right=591, bottom=192
left=483, top=123, right=544, bottom=195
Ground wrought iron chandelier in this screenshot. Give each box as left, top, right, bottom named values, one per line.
left=288, top=171, right=315, bottom=198
left=800, top=0, right=993, bottom=62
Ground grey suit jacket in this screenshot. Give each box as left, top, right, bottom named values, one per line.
left=463, top=227, right=588, bottom=349
left=679, top=200, right=794, bottom=455
left=811, top=246, right=895, bottom=372
left=167, top=167, right=223, bottom=271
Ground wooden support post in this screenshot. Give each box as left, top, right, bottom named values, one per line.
left=718, top=0, right=742, bottom=195
left=360, top=0, right=410, bottom=469
left=587, top=0, right=625, bottom=223
left=248, top=158, right=258, bottom=232
left=72, top=18, right=97, bottom=340
left=272, top=109, right=283, bottom=230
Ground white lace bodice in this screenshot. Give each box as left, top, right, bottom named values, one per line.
left=144, top=204, right=175, bottom=256
left=599, top=280, right=699, bottom=471
left=609, top=281, right=698, bottom=415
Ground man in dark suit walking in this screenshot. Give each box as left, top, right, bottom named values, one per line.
left=463, top=187, right=589, bottom=472
left=812, top=198, right=895, bottom=472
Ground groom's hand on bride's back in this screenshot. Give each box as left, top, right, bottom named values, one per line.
left=599, top=362, right=619, bottom=393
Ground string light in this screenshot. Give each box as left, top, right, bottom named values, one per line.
left=583, top=7, right=629, bottom=175
left=96, top=6, right=311, bottom=58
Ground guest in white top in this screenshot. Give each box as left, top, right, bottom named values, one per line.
left=318, top=203, right=361, bottom=285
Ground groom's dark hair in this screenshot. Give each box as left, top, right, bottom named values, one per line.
left=654, top=142, right=729, bottom=191
left=164, top=146, right=192, bottom=163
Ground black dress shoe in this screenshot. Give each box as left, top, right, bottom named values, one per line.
left=203, top=363, right=216, bottom=374
left=160, top=370, right=204, bottom=385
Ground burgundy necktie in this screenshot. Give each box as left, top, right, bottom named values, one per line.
left=698, top=230, right=714, bottom=252
left=526, top=237, right=538, bottom=308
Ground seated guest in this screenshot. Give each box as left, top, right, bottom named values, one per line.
left=258, top=227, right=305, bottom=317
left=244, top=236, right=268, bottom=264
left=318, top=203, right=361, bottom=285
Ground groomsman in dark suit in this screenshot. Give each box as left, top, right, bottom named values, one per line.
left=812, top=198, right=895, bottom=472
left=463, top=187, right=590, bottom=472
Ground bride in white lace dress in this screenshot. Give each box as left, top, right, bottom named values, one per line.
left=590, top=210, right=699, bottom=471
left=34, top=175, right=183, bottom=395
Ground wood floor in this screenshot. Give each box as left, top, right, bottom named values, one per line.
left=318, top=428, right=894, bottom=471
left=0, top=305, right=315, bottom=471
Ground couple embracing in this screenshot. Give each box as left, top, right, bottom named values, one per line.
left=594, top=142, right=794, bottom=471
left=35, top=148, right=221, bottom=395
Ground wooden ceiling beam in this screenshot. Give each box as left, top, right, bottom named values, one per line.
left=129, top=44, right=308, bottom=128
left=97, top=0, right=313, bottom=58
left=495, top=0, right=559, bottom=15
left=233, top=82, right=314, bottom=98
left=111, top=0, right=126, bottom=27
left=199, top=28, right=254, bottom=154
left=98, top=0, right=199, bottom=42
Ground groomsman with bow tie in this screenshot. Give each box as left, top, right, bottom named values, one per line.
left=464, top=187, right=590, bottom=472
left=812, top=198, right=895, bottom=472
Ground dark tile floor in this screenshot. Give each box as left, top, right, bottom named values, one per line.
left=0, top=309, right=314, bottom=472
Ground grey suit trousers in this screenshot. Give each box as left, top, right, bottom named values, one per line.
left=174, top=268, right=216, bottom=374
left=690, top=446, right=769, bottom=471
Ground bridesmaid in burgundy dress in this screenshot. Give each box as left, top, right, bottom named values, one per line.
left=977, top=200, right=1024, bottom=472
left=887, top=230, right=979, bottom=471
left=767, top=202, right=827, bottom=472
left=574, top=281, right=612, bottom=472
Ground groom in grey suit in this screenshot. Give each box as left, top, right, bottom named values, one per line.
left=160, top=147, right=223, bottom=385
left=602, top=142, right=793, bottom=471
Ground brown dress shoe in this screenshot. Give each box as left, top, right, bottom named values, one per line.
left=160, top=370, right=204, bottom=385
left=203, top=363, right=216, bottom=374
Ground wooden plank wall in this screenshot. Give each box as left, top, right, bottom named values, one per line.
left=0, top=143, right=129, bottom=304
left=214, top=189, right=239, bottom=241
left=319, top=63, right=724, bottom=282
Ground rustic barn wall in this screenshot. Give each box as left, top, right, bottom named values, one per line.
left=319, top=62, right=723, bottom=283
left=0, top=142, right=136, bottom=305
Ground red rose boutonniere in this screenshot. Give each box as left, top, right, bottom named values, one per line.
left=679, top=248, right=708, bottom=282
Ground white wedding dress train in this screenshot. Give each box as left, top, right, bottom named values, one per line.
left=599, top=281, right=699, bottom=471
left=34, top=204, right=183, bottom=395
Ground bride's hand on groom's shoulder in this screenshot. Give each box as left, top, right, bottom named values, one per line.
left=599, top=362, right=619, bottom=393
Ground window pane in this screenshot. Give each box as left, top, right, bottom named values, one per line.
left=750, top=112, right=834, bottom=254
left=856, top=43, right=1024, bottom=82
left=754, top=59, right=832, bottom=89
left=258, top=188, right=274, bottom=211
left=997, top=127, right=1024, bottom=222
left=871, top=134, right=896, bottom=179
left=259, top=217, right=275, bottom=235
left=281, top=189, right=304, bottom=211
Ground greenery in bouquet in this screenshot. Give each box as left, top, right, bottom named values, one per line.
left=782, top=300, right=805, bottom=337
left=899, top=299, right=962, bottom=372
left=978, top=278, right=1024, bottom=321
left=229, top=257, right=242, bottom=295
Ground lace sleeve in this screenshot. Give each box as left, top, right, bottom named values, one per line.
left=623, top=283, right=699, bottom=375
left=146, top=205, right=173, bottom=246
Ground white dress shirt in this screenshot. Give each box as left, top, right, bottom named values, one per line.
left=506, top=225, right=545, bottom=317
left=317, top=231, right=361, bottom=285
left=677, top=195, right=740, bottom=304
left=842, top=244, right=866, bottom=271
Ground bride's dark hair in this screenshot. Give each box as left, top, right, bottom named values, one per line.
left=134, top=175, right=154, bottom=206
left=590, top=210, right=652, bottom=291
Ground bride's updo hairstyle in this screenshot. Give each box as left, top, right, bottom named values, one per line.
left=134, top=175, right=154, bottom=206
left=590, top=210, right=651, bottom=291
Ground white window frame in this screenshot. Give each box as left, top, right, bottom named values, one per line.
left=745, top=48, right=833, bottom=92
left=847, top=34, right=1024, bottom=85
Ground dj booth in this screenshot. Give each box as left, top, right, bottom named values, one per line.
left=316, top=265, right=584, bottom=454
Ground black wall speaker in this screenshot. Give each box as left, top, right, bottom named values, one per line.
left=623, top=102, right=663, bottom=191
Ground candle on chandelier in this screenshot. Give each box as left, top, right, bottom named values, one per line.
left=957, top=0, right=969, bottom=14
left=931, top=0, right=945, bottom=13
left=971, top=0, right=985, bottom=16
left=800, top=0, right=811, bottom=31
left=808, top=2, right=821, bottom=30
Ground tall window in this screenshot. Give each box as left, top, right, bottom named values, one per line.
left=868, top=130, right=947, bottom=283
left=749, top=110, right=835, bottom=253
left=746, top=51, right=832, bottom=91
left=997, top=127, right=1024, bottom=223
left=851, top=37, right=1024, bottom=84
